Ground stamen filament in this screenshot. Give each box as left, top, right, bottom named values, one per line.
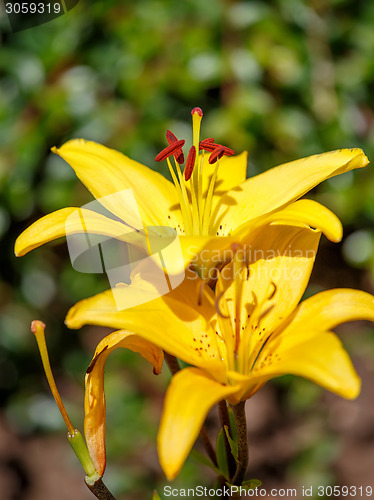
left=31, top=320, right=75, bottom=435
left=173, top=158, right=193, bottom=233
left=202, top=159, right=220, bottom=235
left=190, top=172, right=201, bottom=235
left=167, top=158, right=192, bottom=234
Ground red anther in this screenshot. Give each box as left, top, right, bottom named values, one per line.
left=209, top=147, right=225, bottom=164
left=155, top=139, right=185, bottom=162
left=191, top=107, right=203, bottom=117
left=184, top=145, right=196, bottom=181
left=199, top=138, right=215, bottom=151
left=166, top=130, right=184, bottom=164
left=200, top=139, right=235, bottom=157
left=221, top=146, right=235, bottom=156
left=166, top=130, right=178, bottom=143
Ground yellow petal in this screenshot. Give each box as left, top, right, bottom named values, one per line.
left=252, top=329, right=361, bottom=400
left=53, top=139, right=183, bottom=228
left=14, top=207, right=149, bottom=257
left=84, top=330, right=163, bottom=476
left=178, top=234, right=236, bottom=278
left=214, top=148, right=369, bottom=233
left=157, top=367, right=239, bottom=480
left=65, top=268, right=226, bottom=380
left=234, top=199, right=343, bottom=244
left=282, top=288, right=374, bottom=335
left=217, top=226, right=320, bottom=369
left=186, top=151, right=248, bottom=215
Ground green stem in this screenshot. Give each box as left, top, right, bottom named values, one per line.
left=231, top=401, right=248, bottom=486
left=218, top=401, right=236, bottom=480
left=85, top=477, right=116, bottom=500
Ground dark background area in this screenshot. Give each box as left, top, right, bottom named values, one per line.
left=1, top=0, right=374, bottom=498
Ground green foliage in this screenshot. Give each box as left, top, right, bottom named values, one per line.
left=215, top=428, right=230, bottom=480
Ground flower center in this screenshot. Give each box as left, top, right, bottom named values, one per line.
left=155, top=107, right=235, bottom=237
left=214, top=248, right=277, bottom=375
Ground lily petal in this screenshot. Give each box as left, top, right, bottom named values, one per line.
left=234, top=199, right=343, bottom=244
left=178, top=234, right=236, bottom=276
left=215, top=148, right=369, bottom=233
left=65, top=268, right=226, bottom=380
left=251, top=329, right=361, bottom=400
left=14, top=207, right=149, bottom=257
left=84, top=330, right=163, bottom=476
left=281, top=288, right=374, bottom=335
left=157, top=367, right=239, bottom=480
left=53, top=139, right=183, bottom=228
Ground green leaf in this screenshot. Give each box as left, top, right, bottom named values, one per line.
left=153, top=490, right=162, bottom=500
left=242, top=479, right=263, bottom=489
left=228, top=406, right=237, bottom=442
left=224, top=425, right=238, bottom=461
left=190, top=449, right=221, bottom=476
left=216, top=428, right=229, bottom=479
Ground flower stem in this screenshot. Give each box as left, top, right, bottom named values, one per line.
left=85, top=477, right=116, bottom=500
left=218, top=401, right=236, bottom=480
left=231, top=401, right=248, bottom=486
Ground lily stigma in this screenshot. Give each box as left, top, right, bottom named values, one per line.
left=65, top=225, right=374, bottom=481
left=15, top=107, right=369, bottom=279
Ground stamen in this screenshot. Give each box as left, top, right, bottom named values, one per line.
left=209, top=147, right=225, bottom=165
left=155, top=139, right=185, bottom=162
left=166, top=130, right=184, bottom=164
left=184, top=146, right=196, bottom=181
left=166, top=157, right=193, bottom=234
left=199, top=139, right=235, bottom=157
left=199, top=138, right=215, bottom=150
left=202, top=158, right=220, bottom=234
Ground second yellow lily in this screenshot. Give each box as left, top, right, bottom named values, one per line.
left=65, top=224, right=374, bottom=480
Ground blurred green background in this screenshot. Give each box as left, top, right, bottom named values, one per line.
left=1, top=0, right=374, bottom=498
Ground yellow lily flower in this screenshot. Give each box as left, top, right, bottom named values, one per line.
left=65, top=225, right=374, bottom=480
left=14, top=108, right=369, bottom=277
